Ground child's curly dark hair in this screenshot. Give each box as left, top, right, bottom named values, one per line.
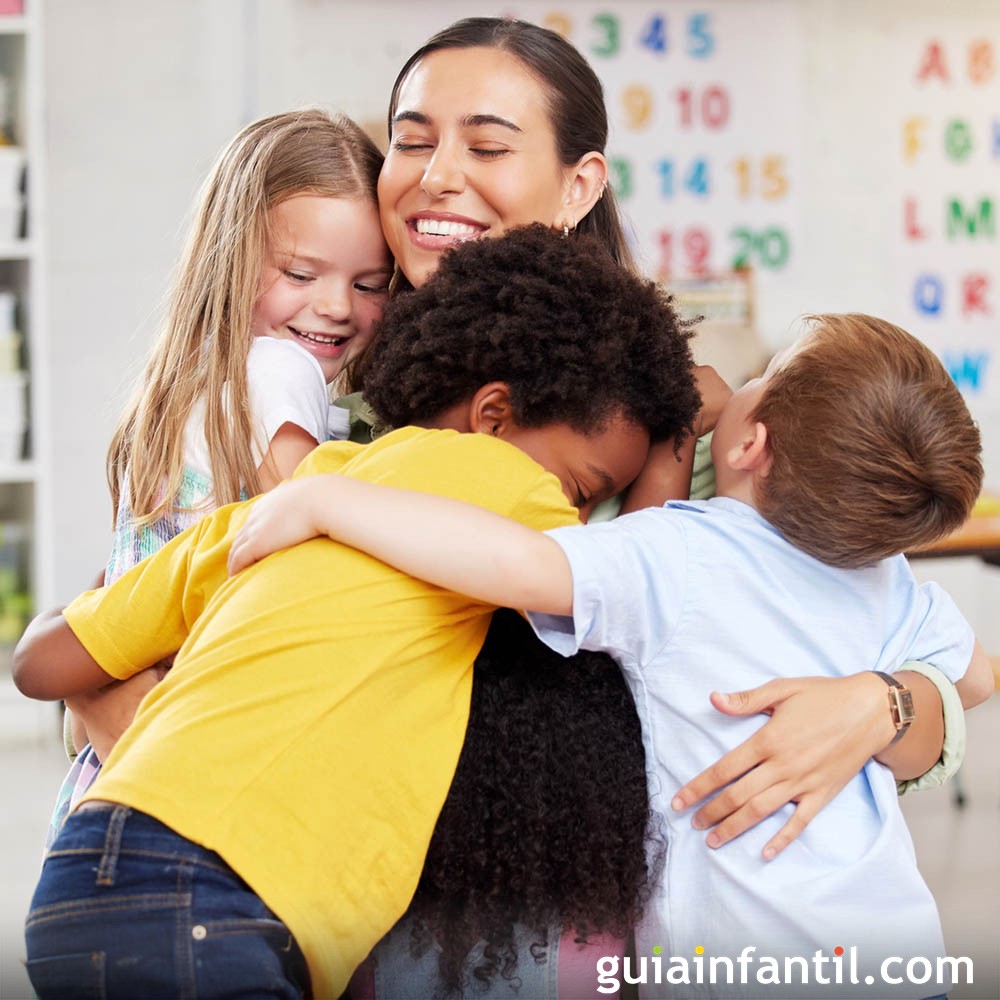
left=403, top=610, right=662, bottom=997
left=358, top=224, right=700, bottom=443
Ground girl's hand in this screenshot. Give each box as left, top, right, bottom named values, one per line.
left=65, top=660, right=170, bottom=762
left=671, top=672, right=898, bottom=859
left=227, top=477, right=332, bottom=575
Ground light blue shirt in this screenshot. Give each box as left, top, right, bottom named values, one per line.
left=530, top=497, right=973, bottom=998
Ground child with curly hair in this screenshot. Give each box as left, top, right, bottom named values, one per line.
left=229, top=313, right=992, bottom=998
left=14, top=225, right=699, bottom=1000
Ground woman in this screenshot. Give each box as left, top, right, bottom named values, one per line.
left=346, top=16, right=964, bottom=999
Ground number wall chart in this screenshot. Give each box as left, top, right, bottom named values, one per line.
left=507, top=3, right=803, bottom=313
left=892, top=28, right=1000, bottom=410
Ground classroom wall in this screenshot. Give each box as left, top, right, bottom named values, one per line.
left=43, top=0, right=1000, bottom=609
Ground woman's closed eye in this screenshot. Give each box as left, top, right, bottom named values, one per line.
left=283, top=269, right=313, bottom=284
left=392, top=139, right=433, bottom=153
left=470, top=146, right=510, bottom=160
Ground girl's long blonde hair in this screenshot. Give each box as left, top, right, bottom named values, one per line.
left=107, top=108, right=383, bottom=524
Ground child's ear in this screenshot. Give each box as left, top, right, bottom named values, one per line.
left=726, top=421, right=772, bottom=475
left=556, top=152, right=608, bottom=232
left=467, top=382, right=516, bottom=437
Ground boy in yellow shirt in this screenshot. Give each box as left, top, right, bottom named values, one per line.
left=14, top=225, right=700, bottom=1000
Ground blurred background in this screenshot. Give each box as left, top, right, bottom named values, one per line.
left=0, top=2, right=997, bottom=997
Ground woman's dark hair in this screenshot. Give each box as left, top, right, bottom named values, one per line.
left=359, top=224, right=700, bottom=445
left=405, top=610, right=660, bottom=996
left=387, top=16, right=636, bottom=274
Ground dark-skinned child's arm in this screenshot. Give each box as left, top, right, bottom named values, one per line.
left=14, top=608, right=118, bottom=700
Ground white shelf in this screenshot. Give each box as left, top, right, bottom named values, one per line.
left=0, top=459, right=36, bottom=482
left=0, top=239, right=34, bottom=260
left=0, top=15, right=28, bottom=36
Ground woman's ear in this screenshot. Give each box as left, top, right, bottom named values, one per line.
left=467, top=381, right=516, bottom=437
left=556, top=151, right=608, bottom=232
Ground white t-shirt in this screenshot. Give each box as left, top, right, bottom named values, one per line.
left=183, top=337, right=333, bottom=477
left=107, top=337, right=338, bottom=582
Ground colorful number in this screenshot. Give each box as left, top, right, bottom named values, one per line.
left=687, top=13, right=715, bottom=58
left=592, top=13, right=621, bottom=57
left=683, top=227, right=712, bottom=272
left=640, top=15, right=667, bottom=54
left=686, top=159, right=710, bottom=196
left=676, top=86, right=730, bottom=128
left=542, top=12, right=572, bottom=38
left=733, top=156, right=788, bottom=199
left=622, top=84, right=654, bottom=130
left=656, top=159, right=710, bottom=197
left=730, top=227, right=790, bottom=269
left=657, top=227, right=712, bottom=274
left=657, top=159, right=674, bottom=197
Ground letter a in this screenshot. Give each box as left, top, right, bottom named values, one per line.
left=916, top=41, right=950, bottom=83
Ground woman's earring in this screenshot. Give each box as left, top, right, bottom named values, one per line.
left=562, top=223, right=570, bottom=238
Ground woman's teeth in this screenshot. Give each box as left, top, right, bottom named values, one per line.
left=414, top=219, right=480, bottom=237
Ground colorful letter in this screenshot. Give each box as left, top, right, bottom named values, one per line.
left=961, top=273, right=991, bottom=316
left=916, top=41, right=950, bottom=83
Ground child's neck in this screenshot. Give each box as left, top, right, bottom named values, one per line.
left=713, top=471, right=761, bottom=511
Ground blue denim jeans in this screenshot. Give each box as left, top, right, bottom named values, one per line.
left=25, top=804, right=310, bottom=1000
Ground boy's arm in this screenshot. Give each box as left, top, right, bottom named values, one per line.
left=227, top=474, right=575, bottom=615
left=13, top=608, right=118, bottom=700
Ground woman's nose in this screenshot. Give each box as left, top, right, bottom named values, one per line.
left=420, top=145, right=466, bottom=199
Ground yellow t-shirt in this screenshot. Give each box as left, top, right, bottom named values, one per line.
left=66, top=426, right=579, bottom=1000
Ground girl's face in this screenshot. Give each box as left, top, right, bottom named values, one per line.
left=378, top=46, right=576, bottom=288
left=254, top=195, right=393, bottom=383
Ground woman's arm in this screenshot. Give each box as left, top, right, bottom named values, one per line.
left=670, top=648, right=986, bottom=859
left=620, top=366, right=733, bottom=515
left=619, top=436, right=695, bottom=515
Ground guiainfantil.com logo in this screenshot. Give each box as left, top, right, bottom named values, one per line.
left=595, top=944, right=974, bottom=993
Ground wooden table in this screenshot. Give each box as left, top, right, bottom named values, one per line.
left=907, top=496, right=1000, bottom=563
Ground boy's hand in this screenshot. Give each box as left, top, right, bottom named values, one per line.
left=227, top=477, right=333, bottom=575
left=670, top=673, right=893, bottom=860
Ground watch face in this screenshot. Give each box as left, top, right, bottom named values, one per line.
left=896, top=689, right=916, bottom=724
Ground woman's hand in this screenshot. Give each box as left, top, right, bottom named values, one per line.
left=65, top=661, right=170, bottom=762
left=227, top=477, right=333, bottom=575
left=670, top=672, right=900, bottom=859
left=693, top=364, right=733, bottom=436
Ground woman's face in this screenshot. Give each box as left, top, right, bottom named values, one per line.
left=378, top=46, right=574, bottom=288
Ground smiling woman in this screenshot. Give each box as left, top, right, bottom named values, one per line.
left=378, top=18, right=634, bottom=290
left=378, top=46, right=605, bottom=288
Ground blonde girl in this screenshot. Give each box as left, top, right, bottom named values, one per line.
left=51, top=107, right=392, bottom=840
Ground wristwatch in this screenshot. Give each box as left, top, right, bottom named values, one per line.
left=874, top=671, right=916, bottom=745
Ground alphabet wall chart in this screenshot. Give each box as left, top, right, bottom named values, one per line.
left=893, top=28, right=999, bottom=411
